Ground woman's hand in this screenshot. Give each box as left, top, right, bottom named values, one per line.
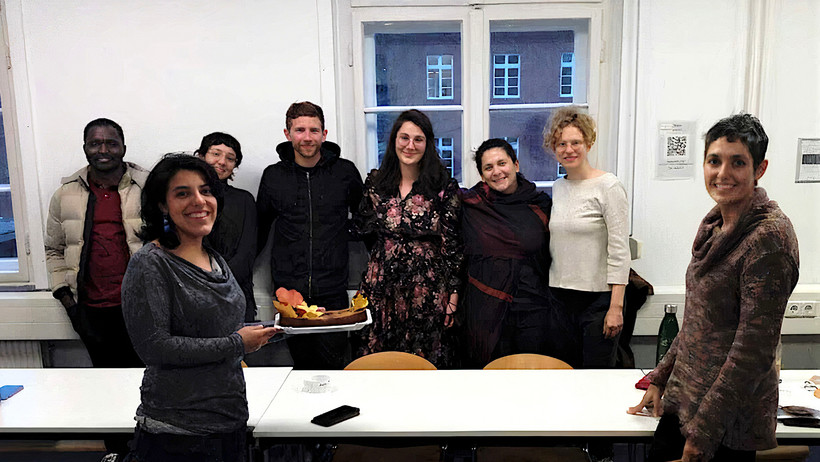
left=238, top=325, right=280, bottom=353
left=444, top=293, right=458, bottom=328
left=603, top=307, right=624, bottom=339
left=627, top=384, right=664, bottom=417
left=604, top=283, right=625, bottom=339
left=681, top=440, right=704, bottom=462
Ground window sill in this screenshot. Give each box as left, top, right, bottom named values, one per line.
left=0, top=292, right=78, bottom=340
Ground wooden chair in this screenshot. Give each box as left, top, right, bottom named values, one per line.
left=483, top=353, right=573, bottom=370
left=756, top=445, right=810, bottom=461
left=478, top=354, right=587, bottom=462
left=344, top=351, right=437, bottom=370
left=334, top=351, right=442, bottom=461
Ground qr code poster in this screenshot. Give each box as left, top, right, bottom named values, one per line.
left=657, top=121, right=695, bottom=180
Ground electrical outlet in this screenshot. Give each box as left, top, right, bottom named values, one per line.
left=786, top=302, right=801, bottom=318
left=801, top=302, right=816, bottom=318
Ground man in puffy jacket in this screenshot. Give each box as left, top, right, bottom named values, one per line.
left=45, top=118, right=147, bottom=461
left=257, top=102, right=363, bottom=369
left=45, top=118, right=146, bottom=369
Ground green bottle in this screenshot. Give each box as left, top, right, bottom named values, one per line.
left=656, top=304, right=679, bottom=364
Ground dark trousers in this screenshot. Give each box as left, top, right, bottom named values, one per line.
left=125, top=424, right=247, bottom=462
left=649, top=414, right=755, bottom=462
left=286, top=292, right=352, bottom=370
left=69, top=302, right=144, bottom=368
left=68, top=302, right=143, bottom=456
left=551, top=288, right=619, bottom=368
left=491, top=307, right=572, bottom=363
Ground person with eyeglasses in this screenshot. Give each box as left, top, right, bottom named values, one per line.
left=196, top=132, right=258, bottom=322
left=543, top=106, right=630, bottom=370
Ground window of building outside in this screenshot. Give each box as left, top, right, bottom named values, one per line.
left=355, top=6, right=595, bottom=190
left=493, top=54, right=521, bottom=99
left=502, top=136, right=520, bottom=156
left=427, top=55, right=454, bottom=100
left=560, top=52, right=574, bottom=97
left=436, top=137, right=454, bottom=177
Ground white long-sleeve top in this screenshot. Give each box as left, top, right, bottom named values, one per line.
left=548, top=172, right=630, bottom=292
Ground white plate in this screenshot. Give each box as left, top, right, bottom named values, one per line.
left=274, top=309, right=372, bottom=334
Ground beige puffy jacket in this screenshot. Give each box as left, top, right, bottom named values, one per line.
left=45, top=162, right=149, bottom=295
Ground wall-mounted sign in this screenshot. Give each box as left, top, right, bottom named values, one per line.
left=656, top=121, right=695, bottom=180
left=796, top=138, right=820, bottom=183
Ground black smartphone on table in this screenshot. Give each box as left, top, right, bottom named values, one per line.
left=311, top=405, right=360, bottom=427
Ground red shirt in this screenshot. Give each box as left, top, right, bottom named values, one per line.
left=83, top=182, right=130, bottom=308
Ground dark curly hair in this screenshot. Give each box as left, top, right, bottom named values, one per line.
left=474, top=138, right=517, bottom=173
left=704, top=113, right=768, bottom=169
left=138, top=153, right=224, bottom=249
left=372, top=109, right=450, bottom=198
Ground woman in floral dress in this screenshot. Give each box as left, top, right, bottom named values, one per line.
left=354, top=109, right=462, bottom=367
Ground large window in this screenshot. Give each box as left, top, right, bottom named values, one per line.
left=0, top=8, right=31, bottom=283
left=349, top=3, right=607, bottom=189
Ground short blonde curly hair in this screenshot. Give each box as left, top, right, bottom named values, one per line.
left=544, top=106, right=597, bottom=152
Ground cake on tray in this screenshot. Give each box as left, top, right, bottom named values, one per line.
left=273, top=287, right=368, bottom=328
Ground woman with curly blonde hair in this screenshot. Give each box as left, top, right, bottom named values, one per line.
left=544, top=106, right=630, bottom=369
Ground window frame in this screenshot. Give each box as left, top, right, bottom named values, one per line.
left=337, top=0, right=617, bottom=190
left=0, top=0, right=47, bottom=287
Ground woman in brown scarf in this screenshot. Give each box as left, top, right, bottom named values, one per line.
left=628, top=114, right=799, bottom=462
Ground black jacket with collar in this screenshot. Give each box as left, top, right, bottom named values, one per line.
left=256, top=141, right=363, bottom=300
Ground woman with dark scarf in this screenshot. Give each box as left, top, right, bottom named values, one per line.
left=629, top=114, right=799, bottom=462
left=458, top=138, right=572, bottom=369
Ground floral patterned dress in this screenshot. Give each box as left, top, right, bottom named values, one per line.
left=354, top=170, right=463, bottom=367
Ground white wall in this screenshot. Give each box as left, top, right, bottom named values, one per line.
left=628, top=0, right=820, bottom=293
left=20, top=0, right=333, bottom=224
left=757, top=0, right=820, bottom=290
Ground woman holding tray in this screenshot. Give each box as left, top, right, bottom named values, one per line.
left=122, top=154, right=277, bottom=461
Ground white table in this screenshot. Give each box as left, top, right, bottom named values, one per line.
left=254, top=369, right=820, bottom=444
left=254, top=369, right=658, bottom=440
left=0, top=367, right=292, bottom=435
left=777, top=370, right=820, bottom=440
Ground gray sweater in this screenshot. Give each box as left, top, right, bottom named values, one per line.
left=122, top=242, right=248, bottom=435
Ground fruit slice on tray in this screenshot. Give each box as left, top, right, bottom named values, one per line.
left=273, top=288, right=369, bottom=327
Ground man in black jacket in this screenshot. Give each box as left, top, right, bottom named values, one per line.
left=257, top=101, right=364, bottom=369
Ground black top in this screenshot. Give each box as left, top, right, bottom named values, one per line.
left=256, top=141, right=363, bottom=298
left=206, top=183, right=257, bottom=321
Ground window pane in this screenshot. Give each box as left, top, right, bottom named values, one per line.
left=368, top=111, right=463, bottom=183
left=490, top=29, right=576, bottom=104
left=489, top=108, right=557, bottom=183
left=374, top=32, right=461, bottom=106
left=0, top=100, right=19, bottom=270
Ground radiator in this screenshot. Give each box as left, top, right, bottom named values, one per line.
left=0, top=340, right=43, bottom=367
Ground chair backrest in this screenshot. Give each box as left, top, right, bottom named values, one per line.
left=345, top=351, right=437, bottom=370
left=483, top=353, right=573, bottom=370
